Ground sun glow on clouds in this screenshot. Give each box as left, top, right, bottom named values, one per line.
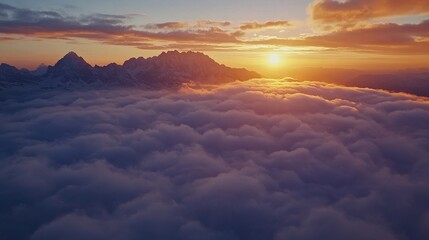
left=1, top=1, right=429, bottom=72
left=1, top=79, right=429, bottom=239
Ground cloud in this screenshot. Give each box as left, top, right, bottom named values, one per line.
left=195, top=20, right=231, bottom=27
left=1, top=79, right=429, bottom=239
left=304, top=20, right=429, bottom=53
left=126, top=13, right=146, bottom=18
left=239, top=21, right=292, bottom=31
left=274, top=208, right=398, bottom=240
left=145, top=21, right=231, bottom=30
left=0, top=3, right=241, bottom=47
left=0, top=35, right=20, bottom=41
left=145, top=22, right=190, bottom=30
left=1, top=2, right=429, bottom=54
left=248, top=19, right=429, bottom=54
left=310, top=0, right=429, bottom=25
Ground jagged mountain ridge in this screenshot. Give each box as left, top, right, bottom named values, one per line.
left=0, top=63, right=41, bottom=88
left=124, top=51, right=259, bottom=86
left=0, top=51, right=261, bottom=89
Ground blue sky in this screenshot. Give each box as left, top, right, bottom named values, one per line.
left=1, top=0, right=313, bottom=23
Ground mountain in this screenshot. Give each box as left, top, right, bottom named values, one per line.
left=44, top=51, right=99, bottom=85
left=289, top=67, right=429, bottom=97
left=93, top=63, right=141, bottom=87
left=0, top=51, right=261, bottom=90
left=124, top=51, right=260, bottom=87
left=31, top=64, right=48, bottom=76
left=0, top=63, right=41, bottom=88
left=343, top=71, right=429, bottom=97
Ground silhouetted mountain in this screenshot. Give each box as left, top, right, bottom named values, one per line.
left=44, top=51, right=97, bottom=84
left=0, top=63, right=41, bottom=88
left=343, top=71, right=429, bottom=97
left=31, top=64, right=48, bottom=76
left=291, top=67, right=429, bottom=97
left=0, top=51, right=260, bottom=90
left=124, top=51, right=260, bottom=87
left=93, top=63, right=140, bottom=86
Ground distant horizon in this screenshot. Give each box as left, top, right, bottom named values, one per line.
left=3, top=49, right=429, bottom=79
left=1, top=0, right=429, bottom=77
left=2, top=49, right=429, bottom=98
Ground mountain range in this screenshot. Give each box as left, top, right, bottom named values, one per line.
left=0, top=51, right=260, bottom=90
left=2, top=51, right=428, bottom=97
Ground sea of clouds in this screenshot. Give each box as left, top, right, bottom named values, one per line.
left=1, top=79, right=429, bottom=240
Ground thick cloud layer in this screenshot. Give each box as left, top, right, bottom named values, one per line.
left=1, top=79, right=429, bottom=240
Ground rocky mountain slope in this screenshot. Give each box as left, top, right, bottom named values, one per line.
left=0, top=51, right=261, bottom=90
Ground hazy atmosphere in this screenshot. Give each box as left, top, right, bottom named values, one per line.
left=1, top=0, right=429, bottom=76
left=1, top=1, right=429, bottom=240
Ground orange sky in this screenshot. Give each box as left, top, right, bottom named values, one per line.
left=1, top=0, right=429, bottom=77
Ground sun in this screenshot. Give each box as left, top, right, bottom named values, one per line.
left=267, top=53, right=281, bottom=66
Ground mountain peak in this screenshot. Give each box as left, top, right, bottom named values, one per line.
left=64, top=51, right=79, bottom=58
left=59, top=51, right=86, bottom=63
left=2, top=50, right=260, bottom=89
left=159, top=50, right=208, bottom=58
left=54, top=51, right=91, bottom=68
left=0, top=63, right=16, bottom=70
left=45, top=51, right=95, bottom=83
left=155, top=50, right=215, bottom=65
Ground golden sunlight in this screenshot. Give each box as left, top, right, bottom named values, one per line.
left=267, top=53, right=281, bottom=66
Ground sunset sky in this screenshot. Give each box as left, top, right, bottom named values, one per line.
left=2, top=1, right=429, bottom=240
left=1, top=0, right=429, bottom=76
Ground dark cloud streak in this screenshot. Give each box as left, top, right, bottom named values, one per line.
left=239, top=21, right=292, bottom=30
left=1, top=2, right=429, bottom=54
left=0, top=3, right=241, bottom=47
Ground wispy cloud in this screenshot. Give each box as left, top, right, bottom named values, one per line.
left=0, top=3, right=242, bottom=47
left=145, top=21, right=190, bottom=30
left=248, top=20, right=429, bottom=54
left=195, top=20, right=231, bottom=27
left=239, top=21, right=293, bottom=30
left=1, top=2, right=429, bottom=54
left=310, top=0, right=429, bottom=25
left=145, top=20, right=232, bottom=30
